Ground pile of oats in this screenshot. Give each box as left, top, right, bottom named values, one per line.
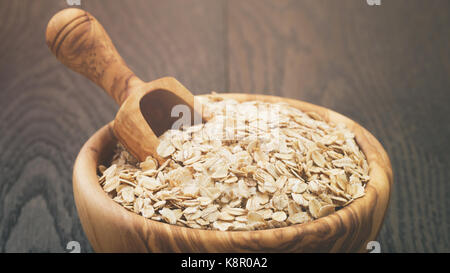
left=98, top=95, right=370, bottom=231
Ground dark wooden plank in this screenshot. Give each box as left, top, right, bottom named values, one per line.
left=227, top=0, right=450, bottom=252
left=0, top=0, right=449, bottom=253
left=0, top=0, right=224, bottom=252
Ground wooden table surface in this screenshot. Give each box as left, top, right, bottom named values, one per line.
left=0, top=0, right=448, bottom=253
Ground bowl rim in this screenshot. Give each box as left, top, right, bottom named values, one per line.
left=73, top=93, right=393, bottom=252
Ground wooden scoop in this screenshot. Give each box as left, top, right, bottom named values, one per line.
left=46, top=8, right=206, bottom=164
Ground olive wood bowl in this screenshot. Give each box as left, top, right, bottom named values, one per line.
left=73, top=93, right=393, bottom=253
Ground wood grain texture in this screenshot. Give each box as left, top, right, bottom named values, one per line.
left=114, top=77, right=206, bottom=164
left=0, top=0, right=224, bottom=253
left=73, top=94, right=392, bottom=253
left=46, top=8, right=144, bottom=105
left=0, top=0, right=449, bottom=252
left=45, top=9, right=207, bottom=163
left=227, top=0, right=450, bottom=252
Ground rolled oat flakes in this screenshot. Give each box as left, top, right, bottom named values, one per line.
left=98, top=94, right=370, bottom=231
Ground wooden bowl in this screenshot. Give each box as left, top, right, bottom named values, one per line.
left=73, top=93, right=393, bottom=253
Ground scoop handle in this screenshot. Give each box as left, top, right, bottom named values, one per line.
left=46, top=8, right=143, bottom=105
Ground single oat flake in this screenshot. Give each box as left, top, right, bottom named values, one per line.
left=98, top=94, right=370, bottom=231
